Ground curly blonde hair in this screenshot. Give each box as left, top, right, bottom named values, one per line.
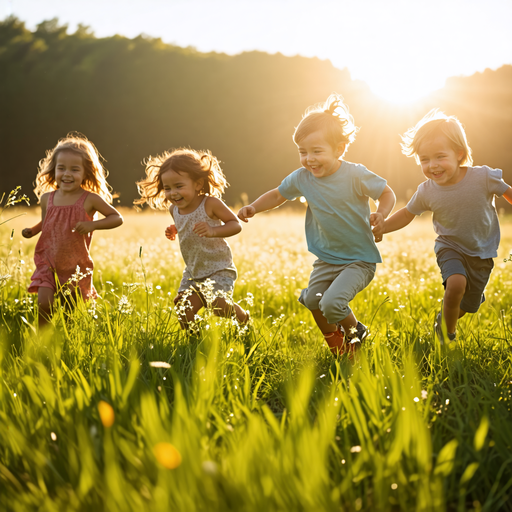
left=293, top=93, right=358, bottom=155
left=135, top=148, right=228, bottom=210
left=34, top=133, right=113, bottom=203
left=401, top=109, right=473, bottom=166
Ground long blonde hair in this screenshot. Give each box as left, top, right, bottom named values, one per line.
left=34, top=133, right=113, bottom=203
left=135, top=148, right=228, bottom=210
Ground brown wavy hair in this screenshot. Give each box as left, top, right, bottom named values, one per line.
left=34, top=133, right=113, bottom=203
left=135, top=148, right=228, bottom=210
left=293, top=93, right=358, bottom=155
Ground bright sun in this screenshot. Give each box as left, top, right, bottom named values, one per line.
left=360, top=71, right=445, bottom=104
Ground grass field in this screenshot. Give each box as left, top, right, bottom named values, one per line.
left=1, top=204, right=512, bottom=512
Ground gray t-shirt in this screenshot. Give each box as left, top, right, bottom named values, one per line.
left=406, top=166, right=509, bottom=258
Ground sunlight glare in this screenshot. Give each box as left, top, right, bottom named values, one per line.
left=361, top=72, right=445, bottom=104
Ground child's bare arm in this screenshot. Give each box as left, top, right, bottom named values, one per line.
left=383, top=207, right=416, bottom=234
left=165, top=205, right=177, bottom=240
left=503, top=187, right=512, bottom=205
left=237, top=188, right=287, bottom=222
left=370, top=185, right=396, bottom=241
left=22, top=221, right=42, bottom=239
left=194, top=197, right=241, bottom=238
left=74, top=194, right=124, bottom=234
left=22, top=193, right=48, bottom=238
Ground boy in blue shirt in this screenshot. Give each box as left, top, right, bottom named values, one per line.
left=379, top=109, right=512, bottom=342
left=238, top=94, right=395, bottom=356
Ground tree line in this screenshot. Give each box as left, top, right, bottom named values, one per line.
left=1, top=17, right=511, bottom=209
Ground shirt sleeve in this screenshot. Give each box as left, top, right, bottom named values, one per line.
left=278, top=169, right=303, bottom=200
left=357, top=166, right=387, bottom=201
left=486, top=167, right=510, bottom=196
left=406, top=187, right=429, bottom=216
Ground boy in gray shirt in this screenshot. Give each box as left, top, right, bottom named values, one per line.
left=377, top=109, right=512, bottom=342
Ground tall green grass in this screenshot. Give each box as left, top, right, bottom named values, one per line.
left=1, top=207, right=512, bottom=511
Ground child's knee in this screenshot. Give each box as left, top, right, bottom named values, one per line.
left=445, top=274, right=467, bottom=297
left=299, top=288, right=321, bottom=311
left=319, top=298, right=350, bottom=325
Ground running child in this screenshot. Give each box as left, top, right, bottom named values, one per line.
left=238, top=94, right=396, bottom=356
left=135, top=148, right=249, bottom=329
left=379, top=109, right=512, bottom=342
left=22, top=134, right=124, bottom=327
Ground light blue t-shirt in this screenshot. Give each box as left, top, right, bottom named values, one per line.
left=406, top=166, right=509, bottom=258
left=278, top=161, right=387, bottom=264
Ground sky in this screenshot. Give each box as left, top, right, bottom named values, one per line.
left=2, top=0, right=512, bottom=103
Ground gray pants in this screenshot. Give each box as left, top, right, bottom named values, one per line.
left=299, top=259, right=376, bottom=324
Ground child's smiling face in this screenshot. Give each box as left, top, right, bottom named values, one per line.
left=55, top=150, right=86, bottom=193
left=297, top=130, right=344, bottom=178
left=418, top=135, right=464, bottom=186
left=161, top=169, right=203, bottom=213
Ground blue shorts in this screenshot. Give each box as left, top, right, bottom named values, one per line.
left=436, top=248, right=494, bottom=313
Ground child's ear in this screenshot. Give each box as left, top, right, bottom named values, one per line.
left=457, top=150, right=464, bottom=162
left=195, top=178, right=205, bottom=192
left=337, top=143, right=346, bottom=158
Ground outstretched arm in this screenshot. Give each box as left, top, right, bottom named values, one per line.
left=383, top=207, right=416, bottom=234
left=503, top=187, right=512, bottom=205
left=22, top=193, right=48, bottom=238
left=370, top=185, right=396, bottom=241
left=22, top=221, right=42, bottom=239
left=193, top=197, right=242, bottom=238
left=74, top=194, right=123, bottom=234
left=237, top=188, right=287, bottom=222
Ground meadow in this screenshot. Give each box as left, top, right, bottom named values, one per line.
left=1, top=201, right=512, bottom=512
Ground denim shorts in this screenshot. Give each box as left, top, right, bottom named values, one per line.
left=436, top=248, right=494, bottom=313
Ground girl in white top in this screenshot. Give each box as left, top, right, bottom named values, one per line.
left=136, top=148, right=249, bottom=329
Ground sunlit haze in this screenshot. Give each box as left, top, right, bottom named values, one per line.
left=3, top=0, right=512, bottom=103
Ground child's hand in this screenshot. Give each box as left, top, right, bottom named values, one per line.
left=165, top=225, right=178, bottom=240
left=237, top=205, right=256, bottom=222
left=22, top=228, right=34, bottom=239
left=73, top=221, right=95, bottom=235
left=193, top=222, right=216, bottom=238
left=370, top=212, right=384, bottom=243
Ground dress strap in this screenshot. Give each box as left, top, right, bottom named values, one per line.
left=75, top=190, right=90, bottom=206
left=48, top=191, right=56, bottom=207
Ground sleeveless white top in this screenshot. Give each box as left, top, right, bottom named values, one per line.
left=173, top=197, right=236, bottom=279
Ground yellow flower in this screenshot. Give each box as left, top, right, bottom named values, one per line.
left=153, top=442, right=182, bottom=469
left=98, top=401, right=115, bottom=428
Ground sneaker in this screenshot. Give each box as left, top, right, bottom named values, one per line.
left=434, top=311, right=456, bottom=344
left=332, top=321, right=367, bottom=358
left=339, top=321, right=368, bottom=344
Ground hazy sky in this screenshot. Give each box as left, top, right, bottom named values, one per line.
left=3, top=0, right=512, bottom=102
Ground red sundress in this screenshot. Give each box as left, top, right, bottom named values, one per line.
left=28, top=190, right=97, bottom=299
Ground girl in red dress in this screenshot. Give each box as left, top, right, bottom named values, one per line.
left=23, top=133, right=123, bottom=327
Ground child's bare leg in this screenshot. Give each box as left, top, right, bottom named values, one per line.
left=311, top=309, right=358, bottom=334
left=37, top=287, right=54, bottom=328
left=337, top=312, right=358, bottom=337
left=311, top=309, right=336, bottom=334
left=311, top=309, right=356, bottom=355
left=212, top=297, right=249, bottom=323
left=443, top=274, right=467, bottom=333
left=174, top=292, right=204, bottom=329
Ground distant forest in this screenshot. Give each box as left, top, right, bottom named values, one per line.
left=1, top=17, right=511, bottom=208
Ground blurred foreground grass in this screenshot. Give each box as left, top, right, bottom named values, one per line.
left=1, top=208, right=512, bottom=512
